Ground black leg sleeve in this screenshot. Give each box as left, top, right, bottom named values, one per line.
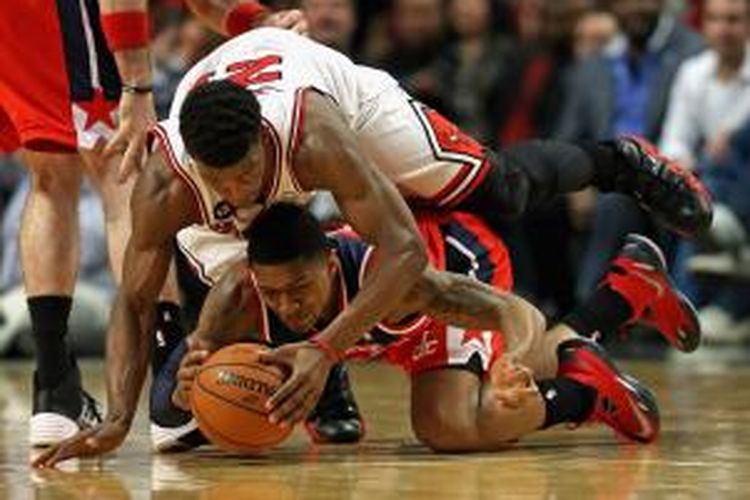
left=150, top=340, right=193, bottom=428
left=458, top=140, right=599, bottom=221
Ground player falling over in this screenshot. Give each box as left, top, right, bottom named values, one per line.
left=33, top=27, right=710, bottom=466
left=153, top=202, right=700, bottom=452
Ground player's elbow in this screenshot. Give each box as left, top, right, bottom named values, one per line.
left=398, top=232, right=429, bottom=280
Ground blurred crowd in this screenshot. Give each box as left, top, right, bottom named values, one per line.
left=1, top=0, right=749, bottom=355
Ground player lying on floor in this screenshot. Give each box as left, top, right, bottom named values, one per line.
left=152, top=202, right=700, bottom=452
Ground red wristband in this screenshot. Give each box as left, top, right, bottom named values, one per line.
left=224, top=2, right=270, bottom=37
left=101, top=11, right=151, bottom=51
left=309, top=336, right=342, bottom=363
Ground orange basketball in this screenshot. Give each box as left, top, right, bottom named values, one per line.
left=191, top=343, right=292, bottom=452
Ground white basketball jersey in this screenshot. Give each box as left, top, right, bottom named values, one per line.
left=152, top=28, right=401, bottom=232
left=154, top=28, right=489, bottom=284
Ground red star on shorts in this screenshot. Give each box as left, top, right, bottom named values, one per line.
left=461, top=329, right=485, bottom=345
left=78, top=89, right=116, bottom=130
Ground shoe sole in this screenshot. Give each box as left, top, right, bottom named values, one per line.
left=29, top=413, right=79, bottom=448
left=616, top=372, right=661, bottom=443
left=625, top=234, right=702, bottom=352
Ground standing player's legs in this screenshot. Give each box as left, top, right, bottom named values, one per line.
left=21, top=150, right=104, bottom=446
left=0, top=0, right=127, bottom=445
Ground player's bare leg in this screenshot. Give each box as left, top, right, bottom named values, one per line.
left=409, top=321, right=659, bottom=452
left=22, top=151, right=102, bottom=446
left=21, top=151, right=81, bottom=296
left=411, top=368, right=546, bottom=452
left=80, top=149, right=133, bottom=283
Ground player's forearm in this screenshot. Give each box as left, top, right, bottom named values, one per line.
left=419, top=274, right=546, bottom=355
left=113, top=48, right=152, bottom=86
left=320, top=238, right=428, bottom=353
left=100, top=0, right=153, bottom=87
left=104, top=293, right=154, bottom=427
left=185, top=0, right=269, bottom=36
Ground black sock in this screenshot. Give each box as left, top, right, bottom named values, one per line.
left=562, top=285, right=633, bottom=341
left=151, top=301, right=186, bottom=374
left=537, top=378, right=597, bottom=429
left=575, top=141, right=619, bottom=192
left=28, top=296, right=74, bottom=388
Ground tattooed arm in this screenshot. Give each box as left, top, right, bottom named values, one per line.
left=391, top=268, right=547, bottom=359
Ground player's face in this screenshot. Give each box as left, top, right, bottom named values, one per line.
left=251, top=252, right=338, bottom=334
left=196, top=143, right=266, bottom=209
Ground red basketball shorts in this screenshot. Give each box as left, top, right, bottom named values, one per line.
left=347, top=211, right=513, bottom=377
left=0, top=0, right=120, bottom=153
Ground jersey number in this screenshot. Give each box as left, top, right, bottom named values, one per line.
left=193, top=55, right=283, bottom=89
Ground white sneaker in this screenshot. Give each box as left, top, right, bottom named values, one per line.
left=698, top=306, right=750, bottom=344
left=29, top=366, right=102, bottom=447
left=150, top=419, right=204, bottom=453
left=688, top=248, right=750, bottom=281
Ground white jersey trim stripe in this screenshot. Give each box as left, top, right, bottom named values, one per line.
left=285, top=87, right=309, bottom=193
left=150, top=124, right=210, bottom=224
left=176, top=237, right=214, bottom=286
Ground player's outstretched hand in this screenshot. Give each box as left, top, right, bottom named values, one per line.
left=30, top=419, right=129, bottom=469
left=259, top=342, right=334, bottom=427
left=261, top=9, right=308, bottom=35
left=172, top=337, right=211, bottom=411
left=490, top=358, right=537, bottom=409
left=104, top=90, right=156, bottom=183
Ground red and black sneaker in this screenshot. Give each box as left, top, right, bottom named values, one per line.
left=611, top=137, right=713, bottom=238
left=604, top=233, right=702, bottom=352
left=559, top=339, right=660, bottom=443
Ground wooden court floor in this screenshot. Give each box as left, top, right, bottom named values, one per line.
left=1, top=350, right=749, bottom=499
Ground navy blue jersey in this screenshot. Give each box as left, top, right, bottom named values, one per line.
left=258, top=212, right=512, bottom=347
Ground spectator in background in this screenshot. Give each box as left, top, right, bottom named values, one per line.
left=429, top=0, right=520, bottom=146
left=493, top=0, right=615, bottom=319
left=152, top=12, right=224, bottom=118
left=574, top=7, right=620, bottom=58
left=660, top=0, right=750, bottom=169
left=303, top=0, right=358, bottom=56
left=555, top=0, right=704, bottom=302
left=661, top=0, right=750, bottom=342
left=376, top=0, right=446, bottom=107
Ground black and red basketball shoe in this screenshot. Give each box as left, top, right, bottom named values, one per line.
left=305, top=363, right=365, bottom=444
left=603, top=234, right=702, bottom=352
left=558, top=339, right=660, bottom=443
left=606, top=137, right=713, bottom=237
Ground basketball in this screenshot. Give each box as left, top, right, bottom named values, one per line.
left=190, top=343, right=292, bottom=452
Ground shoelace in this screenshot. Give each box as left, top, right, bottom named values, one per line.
left=78, top=392, right=103, bottom=426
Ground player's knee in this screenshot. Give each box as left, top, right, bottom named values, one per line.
left=26, top=159, right=82, bottom=199
left=459, top=151, right=531, bottom=221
